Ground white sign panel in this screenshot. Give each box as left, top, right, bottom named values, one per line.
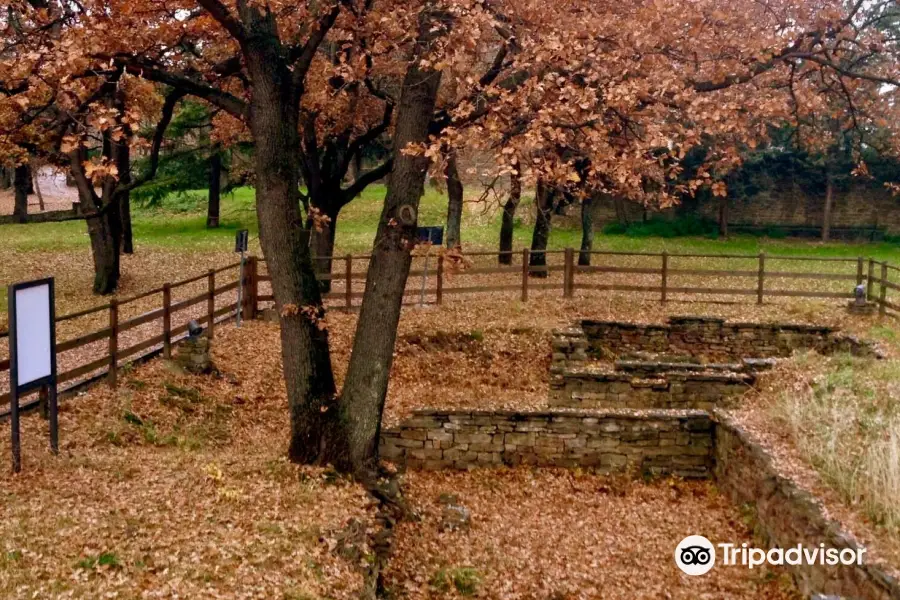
left=13, top=283, right=53, bottom=387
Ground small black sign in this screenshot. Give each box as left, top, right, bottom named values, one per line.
left=235, top=229, right=249, bottom=253
left=416, top=226, right=444, bottom=245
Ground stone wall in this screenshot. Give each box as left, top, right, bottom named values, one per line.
left=551, top=316, right=880, bottom=366
left=591, top=179, right=900, bottom=235
left=714, top=411, right=900, bottom=600
left=549, top=368, right=754, bottom=411
left=379, top=409, right=715, bottom=478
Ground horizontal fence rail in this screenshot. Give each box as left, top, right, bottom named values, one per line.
left=1, top=249, right=898, bottom=416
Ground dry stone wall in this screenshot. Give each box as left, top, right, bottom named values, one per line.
left=379, top=409, right=715, bottom=478
left=549, top=368, right=754, bottom=411
left=714, top=411, right=900, bottom=600
left=552, top=316, right=880, bottom=367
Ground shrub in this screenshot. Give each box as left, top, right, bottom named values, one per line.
left=602, top=215, right=718, bottom=238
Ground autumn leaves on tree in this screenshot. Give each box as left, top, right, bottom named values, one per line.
left=2, top=0, right=900, bottom=472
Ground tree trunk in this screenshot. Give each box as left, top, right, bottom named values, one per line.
left=529, top=179, right=553, bottom=277
left=613, top=195, right=629, bottom=225
left=445, top=150, right=463, bottom=248
left=339, top=8, right=448, bottom=473
left=118, top=144, right=133, bottom=254
left=87, top=210, right=122, bottom=294
left=207, top=151, right=222, bottom=228
left=310, top=209, right=338, bottom=293
left=717, top=195, right=728, bottom=239
left=579, top=194, right=594, bottom=266
left=498, top=169, right=521, bottom=265
left=822, top=174, right=833, bottom=242
left=33, top=170, right=45, bottom=211
left=0, top=167, right=11, bottom=189
left=241, top=18, right=344, bottom=469
left=13, top=164, right=30, bottom=223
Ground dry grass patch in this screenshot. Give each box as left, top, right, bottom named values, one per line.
left=763, top=352, right=900, bottom=539
left=385, top=469, right=799, bottom=599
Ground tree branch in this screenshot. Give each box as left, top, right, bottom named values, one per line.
left=341, top=159, right=393, bottom=205
left=196, top=0, right=247, bottom=42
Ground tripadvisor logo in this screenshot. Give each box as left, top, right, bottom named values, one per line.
left=674, top=536, right=867, bottom=576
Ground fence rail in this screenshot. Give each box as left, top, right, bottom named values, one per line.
left=1, top=248, right=898, bottom=415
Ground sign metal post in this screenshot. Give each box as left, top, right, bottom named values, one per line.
left=235, top=230, right=249, bottom=327
left=416, top=227, right=444, bottom=307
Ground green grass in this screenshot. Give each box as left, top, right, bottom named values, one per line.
left=3, top=184, right=900, bottom=262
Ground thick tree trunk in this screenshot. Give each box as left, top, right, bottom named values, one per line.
left=87, top=210, right=122, bottom=294
left=498, top=170, right=521, bottom=265
left=339, top=9, right=447, bottom=473
left=13, top=164, right=30, bottom=223
left=241, top=19, right=344, bottom=468
left=207, top=152, right=222, bottom=229
left=529, top=180, right=553, bottom=277
left=717, top=196, right=728, bottom=239
left=579, top=194, right=594, bottom=266
left=822, top=174, right=833, bottom=242
left=445, top=150, right=463, bottom=248
left=310, top=209, right=338, bottom=293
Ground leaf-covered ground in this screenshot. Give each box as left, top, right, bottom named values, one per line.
left=385, top=469, right=799, bottom=599
left=1, top=283, right=897, bottom=597
left=0, top=323, right=377, bottom=599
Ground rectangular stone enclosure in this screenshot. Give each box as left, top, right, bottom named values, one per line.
left=379, top=409, right=715, bottom=478
left=559, top=315, right=878, bottom=365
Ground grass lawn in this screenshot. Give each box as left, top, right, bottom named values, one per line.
left=2, top=184, right=900, bottom=318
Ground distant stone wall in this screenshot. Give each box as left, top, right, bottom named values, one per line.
left=379, top=409, right=715, bottom=478
left=591, top=179, right=900, bottom=235
left=549, top=368, right=754, bottom=411
left=714, top=411, right=900, bottom=600
left=552, top=316, right=880, bottom=365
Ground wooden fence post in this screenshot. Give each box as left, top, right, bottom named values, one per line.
left=521, top=248, right=530, bottom=302
left=857, top=256, right=865, bottom=286
left=563, top=248, right=574, bottom=298
left=108, top=299, right=118, bottom=387
left=880, top=262, right=888, bottom=316
left=207, top=269, right=216, bottom=340
left=661, top=251, right=668, bottom=303
left=243, top=256, right=258, bottom=321
left=436, top=255, right=444, bottom=306
left=163, top=283, right=172, bottom=358
left=867, top=259, right=875, bottom=301
left=345, top=254, right=353, bottom=309
left=757, top=252, right=766, bottom=305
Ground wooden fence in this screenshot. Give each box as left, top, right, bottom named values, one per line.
left=1, top=248, right=898, bottom=415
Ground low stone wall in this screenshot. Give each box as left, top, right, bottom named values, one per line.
left=714, top=411, right=900, bottom=599
left=379, top=409, right=715, bottom=478
left=552, top=316, right=880, bottom=367
left=549, top=368, right=754, bottom=410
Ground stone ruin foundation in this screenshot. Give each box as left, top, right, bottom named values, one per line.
left=550, top=316, right=879, bottom=410
left=378, top=316, right=897, bottom=598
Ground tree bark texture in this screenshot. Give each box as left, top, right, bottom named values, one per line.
left=718, top=195, right=729, bottom=239
left=339, top=7, right=449, bottom=473
left=579, top=193, right=594, bottom=266
left=207, top=151, right=222, bottom=229
left=498, top=169, right=521, bottom=264
left=238, top=9, right=345, bottom=468
left=822, top=174, right=833, bottom=242
left=13, top=164, right=30, bottom=223
left=445, top=150, right=463, bottom=248
left=529, top=179, right=553, bottom=277
left=309, top=207, right=338, bottom=292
